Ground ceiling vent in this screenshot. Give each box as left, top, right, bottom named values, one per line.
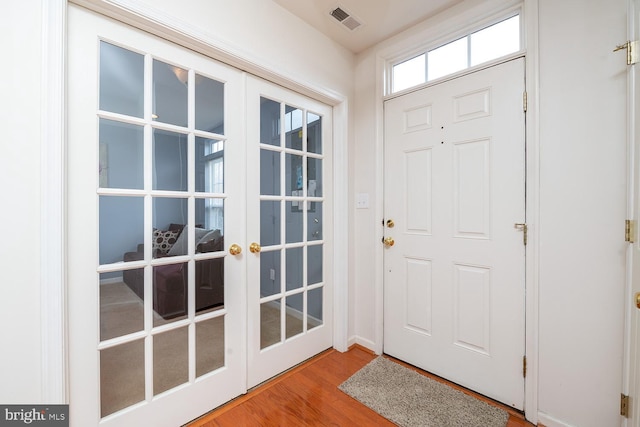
left=330, top=6, right=363, bottom=32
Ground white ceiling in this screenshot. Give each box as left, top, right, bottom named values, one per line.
left=272, top=0, right=465, bottom=53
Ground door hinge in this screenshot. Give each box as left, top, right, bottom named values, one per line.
left=621, top=393, right=629, bottom=418
left=523, top=91, right=528, bottom=113
left=515, top=223, right=528, bottom=245
left=614, top=40, right=639, bottom=65
left=523, top=356, right=527, bottom=378
left=625, top=220, right=635, bottom=243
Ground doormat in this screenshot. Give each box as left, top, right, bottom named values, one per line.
left=338, top=357, right=509, bottom=427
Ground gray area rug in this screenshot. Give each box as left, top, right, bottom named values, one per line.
left=339, top=357, right=509, bottom=427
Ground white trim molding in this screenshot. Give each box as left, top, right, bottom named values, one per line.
left=41, top=0, right=68, bottom=404
left=333, top=100, right=350, bottom=352
left=523, top=0, right=540, bottom=423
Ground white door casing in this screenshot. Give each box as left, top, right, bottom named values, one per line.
left=628, top=0, right=640, bottom=425
left=67, top=5, right=246, bottom=426
left=383, top=58, right=526, bottom=409
left=246, top=76, right=334, bottom=388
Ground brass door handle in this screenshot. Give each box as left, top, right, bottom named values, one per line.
left=249, top=242, right=261, bottom=253
left=636, top=292, right=640, bottom=310
left=383, top=237, right=395, bottom=247
left=229, top=244, right=242, bottom=256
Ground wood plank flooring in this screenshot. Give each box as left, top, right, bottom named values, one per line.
left=187, top=345, right=535, bottom=427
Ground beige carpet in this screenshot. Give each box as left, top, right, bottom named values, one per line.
left=99, top=281, right=306, bottom=417
left=339, top=357, right=509, bottom=427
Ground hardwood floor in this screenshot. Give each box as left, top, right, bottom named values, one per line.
left=187, top=346, right=534, bottom=427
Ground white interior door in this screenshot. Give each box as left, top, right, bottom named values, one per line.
left=67, top=5, right=246, bottom=426
left=383, top=58, right=526, bottom=409
left=246, top=76, right=334, bottom=388
left=628, top=0, right=640, bottom=424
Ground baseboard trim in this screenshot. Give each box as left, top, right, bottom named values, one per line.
left=537, top=411, right=574, bottom=427
left=351, top=336, right=377, bottom=354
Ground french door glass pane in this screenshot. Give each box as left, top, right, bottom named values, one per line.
left=307, top=158, right=323, bottom=197
left=195, top=137, right=224, bottom=193
left=195, top=198, right=224, bottom=241
left=195, top=74, right=225, bottom=133
left=100, top=271, right=144, bottom=341
left=260, top=201, right=281, bottom=246
left=99, top=41, right=144, bottom=118
left=308, top=203, right=322, bottom=241
left=285, top=105, right=303, bottom=150
left=99, top=196, right=144, bottom=265
left=286, top=247, right=303, bottom=291
left=286, top=153, right=303, bottom=196
left=153, top=129, right=188, bottom=191
left=153, top=327, right=189, bottom=395
left=261, top=302, right=281, bottom=349
left=285, top=293, right=303, bottom=339
left=307, top=287, right=323, bottom=330
left=260, top=250, right=281, bottom=298
left=152, top=198, right=188, bottom=258
left=99, top=119, right=143, bottom=189
left=196, top=316, right=225, bottom=376
left=307, top=113, right=322, bottom=154
left=286, top=202, right=303, bottom=243
left=100, top=339, right=145, bottom=417
left=195, top=258, right=225, bottom=313
left=307, top=245, right=323, bottom=285
left=153, top=59, right=187, bottom=127
left=153, top=263, right=187, bottom=326
left=260, top=149, right=281, bottom=196
left=260, top=97, right=281, bottom=146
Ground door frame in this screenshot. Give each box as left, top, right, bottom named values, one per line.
left=373, top=0, right=540, bottom=423
left=624, top=0, right=640, bottom=425
left=41, top=0, right=350, bottom=405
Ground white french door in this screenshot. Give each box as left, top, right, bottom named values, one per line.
left=67, top=5, right=246, bottom=426
left=383, top=58, right=526, bottom=409
left=245, top=76, right=334, bottom=388
left=67, top=5, right=336, bottom=425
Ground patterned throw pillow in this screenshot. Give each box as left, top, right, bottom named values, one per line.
left=153, top=229, right=179, bottom=255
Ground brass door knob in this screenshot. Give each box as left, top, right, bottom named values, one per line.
left=229, top=244, right=242, bottom=256
left=250, top=242, right=261, bottom=253
left=636, top=292, right=640, bottom=309
left=383, top=237, right=395, bottom=247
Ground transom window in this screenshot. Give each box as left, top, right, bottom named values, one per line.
left=391, top=14, right=521, bottom=94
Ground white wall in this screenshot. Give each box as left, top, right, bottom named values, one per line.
left=0, top=0, right=44, bottom=403
left=537, top=1, right=627, bottom=425
left=2, top=0, right=355, bottom=406
left=352, top=0, right=628, bottom=426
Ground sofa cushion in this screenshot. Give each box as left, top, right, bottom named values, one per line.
left=167, top=227, right=212, bottom=256
left=153, top=229, right=179, bottom=255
